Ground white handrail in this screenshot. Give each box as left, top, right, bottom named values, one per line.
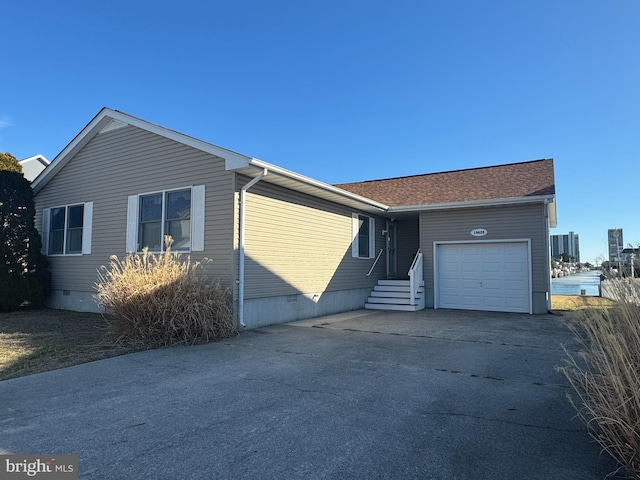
left=408, top=249, right=423, bottom=306
left=367, top=248, right=385, bottom=277
left=409, top=248, right=422, bottom=272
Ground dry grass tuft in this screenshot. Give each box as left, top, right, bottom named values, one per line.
left=558, top=279, right=640, bottom=479
left=94, top=238, right=235, bottom=347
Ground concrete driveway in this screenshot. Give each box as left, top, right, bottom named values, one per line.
left=0, top=309, right=612, bottom=479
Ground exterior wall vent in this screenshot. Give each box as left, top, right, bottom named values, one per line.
left=99, top=119, right=128, bottom=134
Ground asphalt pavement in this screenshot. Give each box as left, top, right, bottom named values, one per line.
left=0, top=309, right=614, bottom=479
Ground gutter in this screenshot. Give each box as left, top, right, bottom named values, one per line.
left=387, top=194, right=556, bottom=213
left=238, top=168, right=268, bottom=328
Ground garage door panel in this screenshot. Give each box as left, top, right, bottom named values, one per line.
left=482, top=262, right=501, bottom=273
left=483, top=296, right=504, bottom=308
left=506, top=298, right=527, bottom=309
left=462, top=279, right=481, bottom=289
left=440, top=262, right=461, bottom=275
left=440, top=286, right=460, bottom=295
left=440, top=247, right=460, bottom=257
left=462, top=262, right=481, bottom=274
left=505, top=246, right=526, bottom=255
left=504, top=262, right=525, bottom=273
left=505, top=280, right=526, bottom=291
left=437, top=242, right=530, bottom=313
left=481, top=243, right=502, bottom=254
left=441, top=287, right=461, bottom=298
left=441, top=294, right=464, bottom=307
left=462, top=295, right=482, bottom=308
left=482, top=279, right=501, bottom=290
left=440, top=278, right=458, bottom=286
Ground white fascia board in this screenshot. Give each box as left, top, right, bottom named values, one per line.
left=105, top=109, right=252, bottom=169
left=33, top=108, right=252, bottom=195
left=246, top=158, right=390, bottom=212
left=388, top=194, right=556, bottom=213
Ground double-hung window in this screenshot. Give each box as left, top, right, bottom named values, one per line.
left=42, top=203, right=93, bottom=255
left=138, top=189, right=191, bottom=252
left=127, top=185, right=205, bottom=253
left=352, top=213, right=375, bottom=259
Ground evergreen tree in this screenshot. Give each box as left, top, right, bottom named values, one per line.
left=0, top=154, right=51, bottom=310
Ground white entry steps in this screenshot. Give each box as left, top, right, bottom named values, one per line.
left=365, top=280, right=426, bottom=311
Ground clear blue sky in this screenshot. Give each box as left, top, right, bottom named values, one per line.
left=2, top=1, right=639, bottom=264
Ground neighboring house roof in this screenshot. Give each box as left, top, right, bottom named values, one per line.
left=19, top=154, right=50, bottom=182
left=336, top=159, right=555, bottom=207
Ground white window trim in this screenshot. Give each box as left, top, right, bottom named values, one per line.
left=191, top=185, right=205, bottom=251
left=126, top=185, right=205, bottom=253
left=42, top=202, right=93, bottom=256
left=351, top=213, right=376, bottom=259
left=82, top=202, right=93, bottom=254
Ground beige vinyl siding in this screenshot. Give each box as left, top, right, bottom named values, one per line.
left=35, top=125, right=236, bottom=293
left=420, top=203, right=549, bottom=307
left=238, top=177, right=385, bottom=299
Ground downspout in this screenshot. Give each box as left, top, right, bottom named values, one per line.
left=238, top=168, right=268, bottom=328
left=544, top=198, right=552, bottom=312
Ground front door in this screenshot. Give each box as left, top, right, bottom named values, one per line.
left=386, top=222, right=398, bottom=279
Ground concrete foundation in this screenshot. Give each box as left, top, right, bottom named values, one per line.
left=46, top=289, right=104, bottom=313
left=242, top=287, right=372, bottom=329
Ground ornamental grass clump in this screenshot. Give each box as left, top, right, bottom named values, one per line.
left=558, top=278, right=640, bottom=479
left=94, top=237, right=235, bottom=347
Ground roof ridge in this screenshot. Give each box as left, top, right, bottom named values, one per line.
left=336, top=158, right=553, bottom=185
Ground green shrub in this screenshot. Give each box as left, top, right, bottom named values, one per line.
left=0, top=167, right=51, bottom=311
left=94, top=238, right=235, bottom=346
left=558, top=278, right=640, bottom=479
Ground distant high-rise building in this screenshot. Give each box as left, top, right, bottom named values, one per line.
left=608, top=228, right=624, bottom=263
left=550, top=231, right=580, bottom=262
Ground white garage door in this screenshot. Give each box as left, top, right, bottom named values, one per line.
left=436, top=242, right=530, bottom=313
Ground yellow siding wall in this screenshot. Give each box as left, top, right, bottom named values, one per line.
left=240, top=178, right=386, bottom=299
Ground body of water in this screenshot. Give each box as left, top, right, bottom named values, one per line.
left=551, top=270, right=601, bottom=296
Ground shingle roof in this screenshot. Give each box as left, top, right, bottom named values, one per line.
left=335, top=159, right=555, bottom=207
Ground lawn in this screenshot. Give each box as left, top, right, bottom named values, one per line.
left=0, top=309, right=144, bottom=381
left=551, top=294, right=616, bottom=311
left=0, top=295, right=616, bottom=381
